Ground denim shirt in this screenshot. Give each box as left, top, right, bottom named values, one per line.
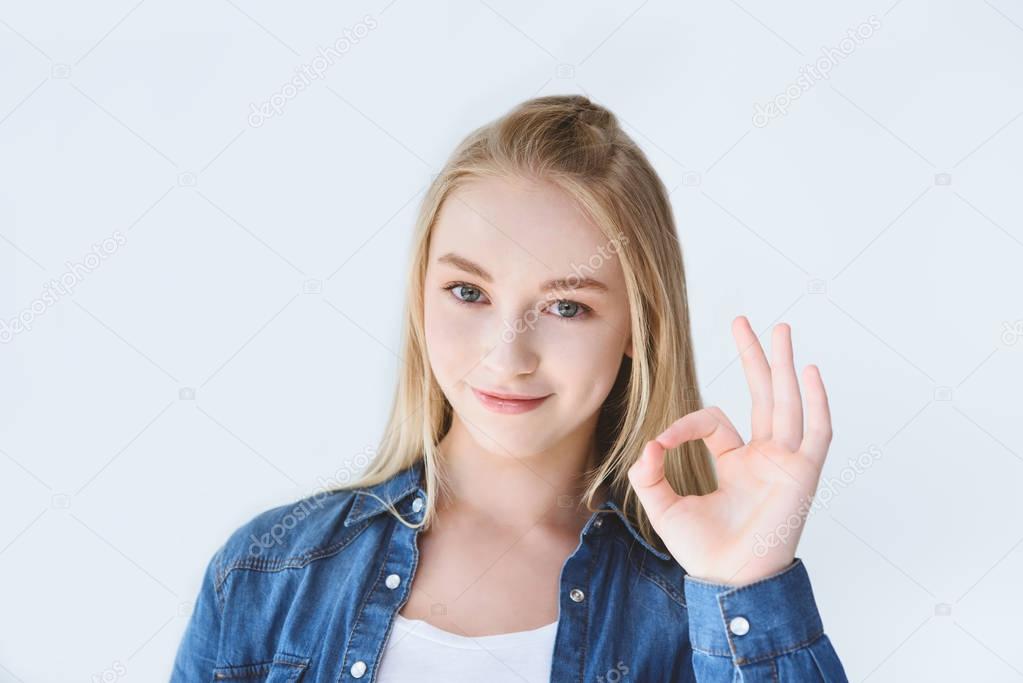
left=171, top=460, right=848, bottom=682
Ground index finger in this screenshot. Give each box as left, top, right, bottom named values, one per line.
left=656, top=407, right=744, bottom=458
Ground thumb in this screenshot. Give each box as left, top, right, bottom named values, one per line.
left=627, top=439, right=680, bottom=524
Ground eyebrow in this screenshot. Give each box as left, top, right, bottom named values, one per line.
left=436, top=252, right=610, bottom=293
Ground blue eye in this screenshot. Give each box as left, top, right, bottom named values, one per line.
left=550, top=300, right=584, bottom=319
left=442, top=282, right=592, bottom=322
left=446, top=283, right=485, bottom=304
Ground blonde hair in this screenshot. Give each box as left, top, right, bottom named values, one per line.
left=338, top=94, right=716, bottom=553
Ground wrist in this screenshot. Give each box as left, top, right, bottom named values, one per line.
left=688, top=557, right=796, bottom=588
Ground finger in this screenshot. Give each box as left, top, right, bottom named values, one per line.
left=733, top=316, right=773, bottom=441
left=771, top=323, right=803, bottom=452
left=627, top=440, right=679, bottom=523
left=658, top=407, right=744, bottom=457
left=799, top=364, right=832, bottom=464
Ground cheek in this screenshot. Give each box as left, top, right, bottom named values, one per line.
left=538, top=323, right=626, bottom=399
left=424, top=296, right=483, bottom=383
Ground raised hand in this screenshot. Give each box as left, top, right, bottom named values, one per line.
left=627, top=316, right=833, bottom=586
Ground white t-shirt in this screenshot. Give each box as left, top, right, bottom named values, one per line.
left=375, top=613, right=558, bottom=682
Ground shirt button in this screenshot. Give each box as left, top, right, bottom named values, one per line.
left=385, top=573, right=401, bottom=590
left=411, top=497, right=424, bottom=513
left=593, top=517, right=603, bottom=528
left=569, top=588, right=585, bottom=602
left=350, top=660, right=367, bottom=678
left=729, top=616, right=750, bottom=636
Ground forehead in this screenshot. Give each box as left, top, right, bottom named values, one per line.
left=429, top=175, right=622, bottom=284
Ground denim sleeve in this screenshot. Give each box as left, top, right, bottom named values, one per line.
left=170, top=544, right=225, bottom=682
left=683, top=558, right=848, bottom=682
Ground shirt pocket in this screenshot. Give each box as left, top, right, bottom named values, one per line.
left=212, top=652, right=311, bottom=682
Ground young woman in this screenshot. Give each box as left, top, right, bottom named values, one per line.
left=172, top=95, right=847, bottom=682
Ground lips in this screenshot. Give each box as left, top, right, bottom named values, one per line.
left=471, top=386, right=551, bottom=414
left=476, top=388, right=548, bottom=401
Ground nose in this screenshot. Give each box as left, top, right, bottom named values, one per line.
left=480, top=311, right=540, bottom=378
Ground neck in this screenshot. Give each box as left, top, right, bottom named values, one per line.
left=434, top=414, right=608, bottom=533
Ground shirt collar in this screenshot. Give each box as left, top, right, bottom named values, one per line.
left=597, top=498, right=672, bottom=561
left=345, top=458, right=672, bottom=562
left=344, top=461, right=425, bottom=527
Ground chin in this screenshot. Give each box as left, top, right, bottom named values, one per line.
left=461, top=416, right=555, bottom=458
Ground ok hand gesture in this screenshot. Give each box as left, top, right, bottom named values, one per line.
left=628, top=316, right=833, bottom=586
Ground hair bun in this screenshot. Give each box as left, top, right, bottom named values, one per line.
left=572, top=97, right=614, bottom=129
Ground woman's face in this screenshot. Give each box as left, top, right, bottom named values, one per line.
left=423, top=174, right=633, bottom=460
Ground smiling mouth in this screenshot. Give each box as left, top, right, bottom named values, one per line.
left=471, top=387, right=551, bottom=414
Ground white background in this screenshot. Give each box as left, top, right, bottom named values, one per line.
left=1, top=1, right=1022, bottom=681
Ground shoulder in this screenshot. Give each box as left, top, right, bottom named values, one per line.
left=210, top=461, right=425, bottom=588
left=213, top=486, right=367, bottom=587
